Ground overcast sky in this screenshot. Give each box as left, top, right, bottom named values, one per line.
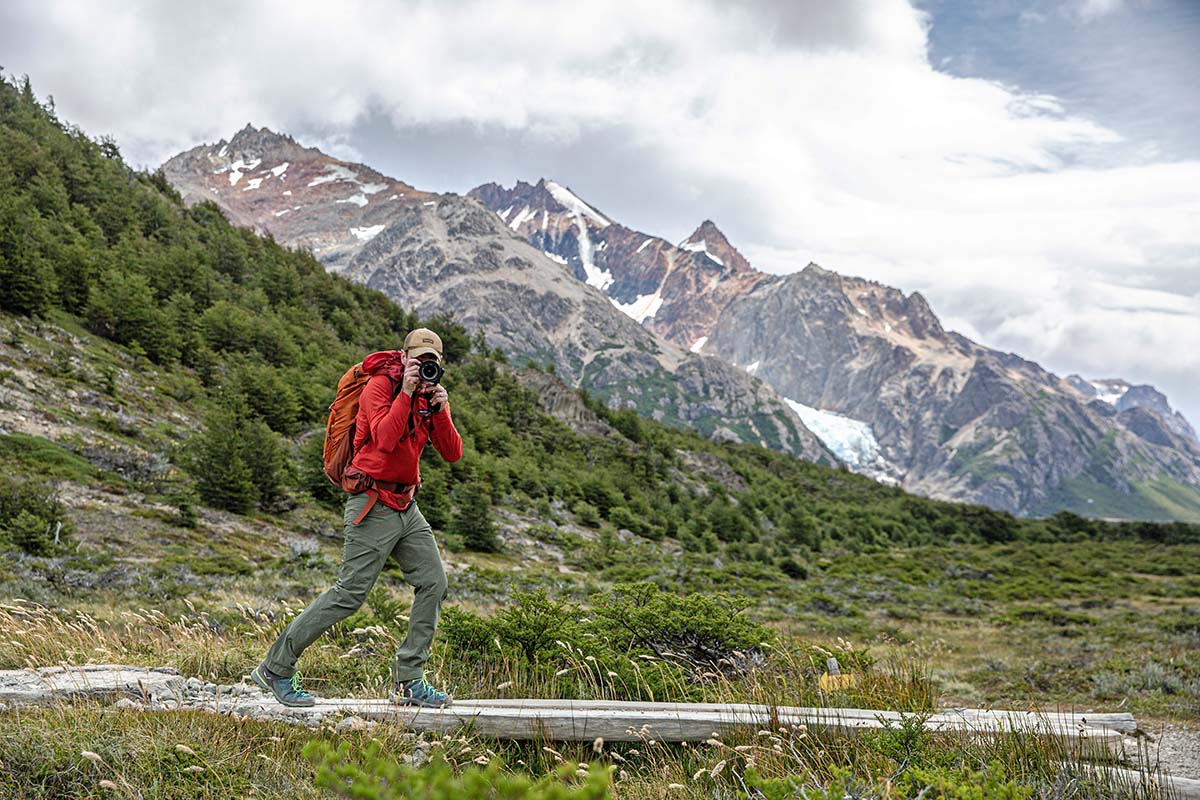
left=3, top=0, right=1198, bottom=424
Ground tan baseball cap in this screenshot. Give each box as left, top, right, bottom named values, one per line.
left=403, top=327, right=443, bottom=360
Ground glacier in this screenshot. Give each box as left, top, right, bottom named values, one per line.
left=783, top=398, right=898, bottom=484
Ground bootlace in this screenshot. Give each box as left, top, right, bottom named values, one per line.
left=289, top=670, right=312, bottom=697
left=409, top=676, right=442, bottom=696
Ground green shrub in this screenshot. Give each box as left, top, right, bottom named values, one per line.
left=589, top=582, right=770, bottom=671
left=305, top=742, right=611, bottom=800
left=0, top=474, right=70, bottom=555
left=745, top=761, right=1031, bottom=800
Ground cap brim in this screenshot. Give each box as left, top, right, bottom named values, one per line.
left=407, top=346, right=441, bottom=360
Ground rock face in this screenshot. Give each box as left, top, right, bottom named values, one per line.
left=474, top=181, right=1200, bottom=521
left=163, top=131, right=837, bottom=464
left=512, top=368, right=618, bottom=439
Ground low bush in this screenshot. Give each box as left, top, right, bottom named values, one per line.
left=306, top=742, right=611, bottom=800
left=0, top=473, right=70, bottom=555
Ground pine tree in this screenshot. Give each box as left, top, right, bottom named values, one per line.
left=188, top=402, right=256, bottom=514
left=451, top=482, right=499, bottom=552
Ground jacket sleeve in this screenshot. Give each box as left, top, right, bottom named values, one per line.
left=429, top=403, right=463, bottom=462
left=361, top=375, right=412, bottom=453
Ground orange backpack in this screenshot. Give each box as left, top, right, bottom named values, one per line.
left=322, top=362, right=375, bottom=486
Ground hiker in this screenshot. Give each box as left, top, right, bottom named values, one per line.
left=251, top=328, right=462, bottom=708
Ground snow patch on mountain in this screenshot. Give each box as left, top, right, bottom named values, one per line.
left=690, top=336, right=708, bottom=353
left=637, top=238, right=654, bottom=254
left=350, top=224, right=386, bottom=242
left=783, top=398, right=898, bottom=484
left=680, top=239, right=723, bottom=267
left=269, top=162, right=289, bottom=178
left=1090, top=380, right=1129, bottom=405
left=544, top=251, right=568, bottom=265
left=337, top=193, right=369, bottom=208
left=545, top=181, right=610, bottom=227
left=611, top=289, right=664, bottom=323
left=746, top=360, right=760, bottom=373
left=218, top=157, right=262, bottom=188
left=509, top=205, right=536, bottom=231
left=547, top=182, right=613, bottom=290
left=307, top=164, right=357, bottom=187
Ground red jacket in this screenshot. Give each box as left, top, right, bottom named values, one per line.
left=350, top=350, right=462, bottom=511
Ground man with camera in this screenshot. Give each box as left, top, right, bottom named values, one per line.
left=252, top=328, right=462, bottom=708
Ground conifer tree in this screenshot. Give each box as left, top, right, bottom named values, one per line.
left=189, top=401, right=257, bottom=514
left=451, top=482, right=499, bottom=552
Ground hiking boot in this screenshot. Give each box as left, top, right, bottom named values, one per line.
left=393, top=675, right=452, bottom=708
left=250, top=663, right=316, bottom=707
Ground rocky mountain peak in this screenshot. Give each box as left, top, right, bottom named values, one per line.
left=904, top=291, right=945, bottom=339
left=221, top=124, right=305, bottom=160
left=163, top=126, right=431, bottom=272
left=1066, top=375, right=1197, bottom=442
left=680, top=220, right=752, bottom=274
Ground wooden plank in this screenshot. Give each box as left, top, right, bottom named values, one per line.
left=0, top=665, right=1130, bottom=749
left=1058, top=762, right=1200, bottom=800
left=237, top=698, right=1123, bottom=749
left=463, top=698, right=1138, bottom=735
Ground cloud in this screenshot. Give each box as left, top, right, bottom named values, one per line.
left=1, top=0, right=1197, bottom=424
left=1072, top=0, right=1127, bottom=21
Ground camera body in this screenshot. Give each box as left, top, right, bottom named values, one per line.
left=418, top=359, right=444, bottom=385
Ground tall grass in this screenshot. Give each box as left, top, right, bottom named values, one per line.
left=1, top=595, right=1171, bottom=799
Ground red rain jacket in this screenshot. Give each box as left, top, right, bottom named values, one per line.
left=349, top=350, right=462, bottom=511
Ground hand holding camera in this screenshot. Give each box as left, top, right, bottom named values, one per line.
left=400, top=357, right=422, bottom=396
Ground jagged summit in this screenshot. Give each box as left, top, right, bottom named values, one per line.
left=680, top=220, right=752, bottom=275
left=225, top=124, right=299, bottom=151
left=1067, top=375, right=1197, bottom=442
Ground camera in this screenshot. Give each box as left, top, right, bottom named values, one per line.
left=418, top=360, right=444, bottom=385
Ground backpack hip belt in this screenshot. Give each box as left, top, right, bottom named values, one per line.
left=349, top=471, right=418, bottom=524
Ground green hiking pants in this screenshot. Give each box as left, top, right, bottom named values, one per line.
left=263, top=492, right=448, bottom=684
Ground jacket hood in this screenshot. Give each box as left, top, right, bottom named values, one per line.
left=362, top=350, right=406, bottom=380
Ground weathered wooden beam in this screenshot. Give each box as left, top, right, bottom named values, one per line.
left=465, top=698, right=1139, bottom=736
left=0, top=665, right=1127, bottom=752
left=1058, top=762, right=1200, bottom=800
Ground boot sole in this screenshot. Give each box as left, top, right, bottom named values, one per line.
left=250, top=666, right=316, bottom=707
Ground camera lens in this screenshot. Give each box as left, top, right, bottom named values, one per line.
left=418, top=360, right=443, bottom=385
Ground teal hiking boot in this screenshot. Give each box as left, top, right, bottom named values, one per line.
left=393, top=675, right=452, bottom=708
left=250, top=663, right=316, bottom=707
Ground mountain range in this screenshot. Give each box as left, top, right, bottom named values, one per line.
left=163, top=127, right=1200, bottom=521
left=164, top=127, right=835, bottom=465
